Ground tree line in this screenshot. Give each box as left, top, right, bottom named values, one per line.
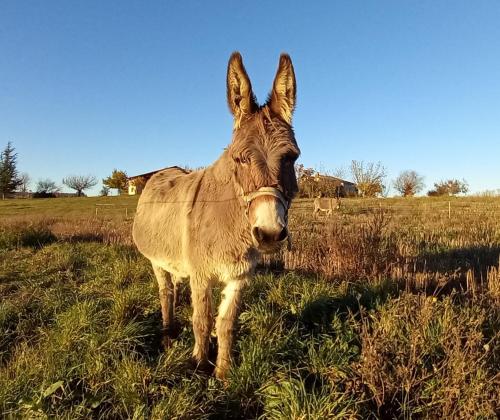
left=297, top=160, right=469, bottom=198
left=0, top=142, right=473, bottom=199
left=0, top=142, right=98, bottom=198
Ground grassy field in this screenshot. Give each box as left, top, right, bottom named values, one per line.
left=0, top=196, right=499, bottom=418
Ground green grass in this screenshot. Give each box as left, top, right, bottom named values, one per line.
left=0, top=195, right=138, bottom=219
left=0, top=242, right=363, bottom=418
left=0, top=196, right=499, bottom=418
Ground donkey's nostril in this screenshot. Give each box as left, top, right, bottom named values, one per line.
left=277, top=227, right=288, bottom=242
left=252, top=226, right=264, bottom=243
left=252, top=226, right=288, bottom=244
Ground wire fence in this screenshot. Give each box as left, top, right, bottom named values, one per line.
left=93, top=198, right=500, bottom=222
left=293, top=198, right=500, bottom=218
left=94, top=204, right=133, bottom=219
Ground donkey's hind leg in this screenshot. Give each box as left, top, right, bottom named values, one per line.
left=152, top=263, right=175, bottom=345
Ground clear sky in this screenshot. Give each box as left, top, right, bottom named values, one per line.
left=1, top=1, right=499, bottom=195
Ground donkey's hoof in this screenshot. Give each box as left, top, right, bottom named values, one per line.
left=189, top=357, right=213, bottom=374
left=214, top=365, right=230, bottom=381
left=161, top=335, right=173, bottom=349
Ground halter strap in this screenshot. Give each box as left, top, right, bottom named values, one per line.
left=242, top=187, right=289, bottom=210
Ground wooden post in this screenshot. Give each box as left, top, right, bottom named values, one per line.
left=448, top=201, right=451, bottom=219
left=95, top=206, right=98, bottom=217
left=125, top=208, right=128, bottom=218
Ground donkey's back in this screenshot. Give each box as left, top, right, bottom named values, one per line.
left=133, top=166, right=197, bottom=277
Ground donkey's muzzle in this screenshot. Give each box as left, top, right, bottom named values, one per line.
left=252, top=226, right=288, bottom=245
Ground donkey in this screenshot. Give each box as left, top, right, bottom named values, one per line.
left=313, top=196, right=341, bottom=216
left=133, top=52, right=300, bottom=379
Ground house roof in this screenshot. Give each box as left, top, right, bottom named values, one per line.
left=314, top=173, right=357, bottom=186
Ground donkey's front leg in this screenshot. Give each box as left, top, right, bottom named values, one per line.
left=190, top=278, right=213, bottom=368
left=215, top=279, right=245, bottom=379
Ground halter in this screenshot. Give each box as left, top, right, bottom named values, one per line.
left=242, top=186, right=289, bottom=218
left=242, top=186, right=292, bottom=251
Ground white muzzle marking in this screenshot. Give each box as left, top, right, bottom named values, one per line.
left=252, top=197, right=286, bottom=233
left=243, top=187, right=289, bottom=247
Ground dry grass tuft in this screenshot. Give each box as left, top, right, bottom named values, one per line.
left=355, top=294, right=499, bottom=418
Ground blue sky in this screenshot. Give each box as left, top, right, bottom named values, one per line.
left=1, top=1, right=499, bottom=195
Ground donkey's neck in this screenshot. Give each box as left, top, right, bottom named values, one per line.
left=211, top=149, right=233, bottom=182
left=210, top=149, right=241, bottom=199
left=205, top=149, right=253, bottom=245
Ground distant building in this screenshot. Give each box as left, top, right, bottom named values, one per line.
left=313, top=173, right=358, bottom=197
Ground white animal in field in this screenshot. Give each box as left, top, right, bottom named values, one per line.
left=313, top=197, right=340, bottom=216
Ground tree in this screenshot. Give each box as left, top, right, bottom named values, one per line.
left=428, top=179, right=468, bottom=196
left=102, top=169, right=128, bottom=194
left=296, top=164, right=353, bottom=198
left=332, top=166, right=346, bottom=179
left=350, top=160, right=387, bottom=197
left=62, top=175, right=98, bottom=197
left=0, top=142, right=22, bottom=199
left=296, top=164, right=317, bottom=198
left=131, top=176, right=148, bottom=194
left=393, top=170, right=425, bottom=197
left=35, top=179, right=60, bottom=197
left=100, top=186, right=110, bottom=196
left=19, top=172, right=31, bottom=193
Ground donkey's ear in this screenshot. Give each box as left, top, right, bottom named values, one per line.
left=227, top=52, right=258, bottom=126
left=269, top=54, right=296, bottom=124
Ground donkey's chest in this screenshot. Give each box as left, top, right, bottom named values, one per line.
left=215, top=255, right=258, bottom=283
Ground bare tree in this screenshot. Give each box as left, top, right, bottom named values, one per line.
left=62, top=175, right=97, bottom=197
left=100, top=186, right=110, bottom=196
left=393, top=170, right=425, bottom=197
left=350, top=160, right=387, bottom=197
left=18, top=172, right=31, bottom=193
left=331, top=166, right=346, bottom=179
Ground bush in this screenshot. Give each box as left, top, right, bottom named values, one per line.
left=428, top=179, right=468, bottom=196
left=32, top=191, right=57, bottom=198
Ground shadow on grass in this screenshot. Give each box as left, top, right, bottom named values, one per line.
left=417, top=245, right=500, bottom=279
left=0, top=225, right=57, bottom=250
left=298, top=277, right=398, bottom=332
left=259, top=243, right=500, bottom=302
left=59, top=233, right=106, bottom=243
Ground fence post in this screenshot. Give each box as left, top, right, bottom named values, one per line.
left=448, top=201, right=451, bottom=219
left=126, top=208, right=128, bottom=218
left=95, top=206, right=98, bottom=217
